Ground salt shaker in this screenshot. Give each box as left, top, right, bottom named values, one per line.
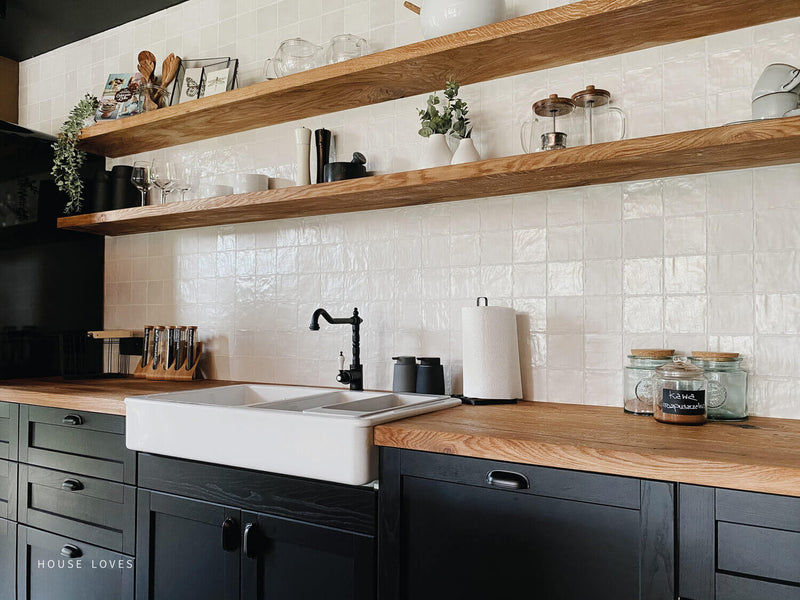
left=295, top=127, right=311, bottom=186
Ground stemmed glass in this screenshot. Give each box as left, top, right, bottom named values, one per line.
left=152, top=159, right=177, bottom=204
left=174, top=165, right=195, bottom=201
left=130, top=161, right=153, bottom=207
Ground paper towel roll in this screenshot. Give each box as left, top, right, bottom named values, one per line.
left=462, top=304, right=522, bottom=400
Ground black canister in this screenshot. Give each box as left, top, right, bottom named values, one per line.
left=109, top=165, right=141, bottom=210
left=314, top=128, right=331, bottom=184
left=322, top=152, right=367, bottom=182
left=416, top=357, right=445, bottom=395
left=89, top=170, right=109, bottom=213
left=392, top=356, right=417, bottom=393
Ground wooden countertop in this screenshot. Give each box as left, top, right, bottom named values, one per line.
left=0, top=377, right=235, bottom=416
left=374, top=402, right=800, bottom=497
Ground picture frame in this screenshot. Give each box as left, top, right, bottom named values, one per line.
left=170, top=57, right=239, bottom=105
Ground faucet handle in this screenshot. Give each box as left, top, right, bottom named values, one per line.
left=338, top=351, right=346, bottom=371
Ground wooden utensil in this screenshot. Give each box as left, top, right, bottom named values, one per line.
left=154, top=53, right=181, bottom=105
left=404, top=1, right=421, bottom=14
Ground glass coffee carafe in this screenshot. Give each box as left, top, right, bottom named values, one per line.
left=571, top=85, right=626, bottom=145
left=520, top=94, right=577, bottom=152
left=264, top=38, right=325, bottom=79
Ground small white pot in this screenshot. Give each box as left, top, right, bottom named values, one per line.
left=450, top=137, right=480, bottom=164
left=420, top=133, right=453, bottom=169
left=752, top=91, right=799, bottom=120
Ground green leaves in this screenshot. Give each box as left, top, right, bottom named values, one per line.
left=417, top=80, right=472, bottom=139
left=51, top=93, right=100, bottom=215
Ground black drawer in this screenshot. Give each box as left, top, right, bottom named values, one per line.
left=18, top=464, right=136, bottom=555
left=717, top=521, right=800, bottom=585
left=717, top=488, right=800, bottom=532
left=17, top=525, right=134, bottom=600
left=0, top=518, right=14, bottom=600
left=0, top=460, right=17, bottom=522
left=398, top=449, right=641, bottom=509
left=19, top=405, right=135, bottom=484
left=0, top=402, right=18, bottom=461
left=717, top=573, right=800, bottom=600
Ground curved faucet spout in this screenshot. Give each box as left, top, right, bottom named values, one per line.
left=308, top=307, right=364, bottom=391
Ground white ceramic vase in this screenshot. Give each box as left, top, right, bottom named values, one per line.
left=420, top=133, right=453, bottom=169
left=450, top=137, right=480, bottom=164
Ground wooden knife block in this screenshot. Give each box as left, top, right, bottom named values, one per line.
left=133, top=344, right=202, bottom=381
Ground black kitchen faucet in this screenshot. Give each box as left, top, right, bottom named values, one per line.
left=309, top=307, right=363, bottom=391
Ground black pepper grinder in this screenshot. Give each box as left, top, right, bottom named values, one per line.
left=314, top=128, right=331, bottom=184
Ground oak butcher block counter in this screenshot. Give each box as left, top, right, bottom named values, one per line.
left=373, top=402, right=800, bottom=497
left=0, top=377, right=234, bottom=415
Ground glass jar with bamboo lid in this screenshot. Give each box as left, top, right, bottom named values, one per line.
left=624, top=349, right=675, bottom=415
left=689, top=352, right=747, bottom=421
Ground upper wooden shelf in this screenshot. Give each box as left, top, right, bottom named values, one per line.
left=77, top=0, right=800, bottom=158
left=60, top=117, right=800, bottom=236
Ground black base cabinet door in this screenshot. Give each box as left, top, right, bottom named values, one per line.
left=136, top=490, right=240, bottom=600
left=240, top=511, right=375, bottom=600
left=379, top=448, right=675, bottom=600
left=17, top=525, right=133, bottom=600
left=0, top=518, right=15, bottom=600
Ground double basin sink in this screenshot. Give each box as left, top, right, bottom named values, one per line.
left=125, top=384, right=459, bottom=485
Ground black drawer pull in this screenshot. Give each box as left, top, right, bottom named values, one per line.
left=487, top=470, right=529, bottom=490
left=243, top=522, right=259, bottom=559
left=60, top=544, right=82, bottom=559
left=61, top=479, right=83, bottom=492
left=221, top=518, right=238, bottom=553
left=62, top=414, right=84, bottom=426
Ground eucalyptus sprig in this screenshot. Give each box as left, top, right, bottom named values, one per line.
left=52, top=94, right=100, bottom=214
left=417, top=81, right=471, bottom=139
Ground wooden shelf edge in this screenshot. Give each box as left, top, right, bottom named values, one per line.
left=76, top=0, right=800, bottom=157
left=60, top=117, right=800, bottom=236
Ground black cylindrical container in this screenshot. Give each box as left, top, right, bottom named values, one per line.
left=314, top=128, right=331, bottom=184
left=416, top=357, right=445, bottom=395
left=392, top=356, right=417, bottom=393
left=89, top=170, right=109, bottom=213
left=109, top=165, right=140, bottom=210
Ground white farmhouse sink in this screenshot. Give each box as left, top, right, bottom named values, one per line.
left=125, top=384, right=459, bottom=485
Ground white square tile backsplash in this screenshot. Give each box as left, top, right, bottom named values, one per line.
left=17, top=2, right=800, bottom=417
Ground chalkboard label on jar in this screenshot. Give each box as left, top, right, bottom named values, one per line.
left=661, top=389, right=705, bottom=415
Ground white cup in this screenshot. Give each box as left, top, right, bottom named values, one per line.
left=752, top=91, right=799, bottom=120
left=234, top=173, right=270, bottom=194
left=753, top=63, right=800, bottom=100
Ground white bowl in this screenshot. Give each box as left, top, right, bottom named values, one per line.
left=752, top=91, right=799, bottom=120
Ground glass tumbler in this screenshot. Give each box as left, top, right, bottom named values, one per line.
left=689, top=352, right=747, bottom=421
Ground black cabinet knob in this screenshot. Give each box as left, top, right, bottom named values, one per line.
left=61, top=479, right=83, bottom=492
left=60, top=544, right=82, bottom=559
left=62, top=414, right=83, bottom=426
left=221, top=518, right=238, bottom=552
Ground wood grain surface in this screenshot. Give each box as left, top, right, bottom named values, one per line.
left=0, top=378, right=235, bottom=415
left=76, top=0, right=800, bottom=157
left=61, top=116, right=800, bottom=236
left=374, top=402, right=800, bottom=497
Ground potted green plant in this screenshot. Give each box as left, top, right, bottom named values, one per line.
left=52, top=94, right=100, bottom=214
left=417, top=81, right=478, bottom=168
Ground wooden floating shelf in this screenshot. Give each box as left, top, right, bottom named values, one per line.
left=60, top=117, right=800, bottom=236
left=77, top=0, right=800, bottom=158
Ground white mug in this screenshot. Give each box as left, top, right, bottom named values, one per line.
left=234, top=174, right=270, bottom=194
left=752, top=91, right=799, bottom=120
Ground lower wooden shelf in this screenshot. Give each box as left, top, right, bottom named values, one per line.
left=59, top=116, right=800, bottom=236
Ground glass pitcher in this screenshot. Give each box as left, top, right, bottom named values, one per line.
left=571, top=86, right=626, bottom=145
left=264, top=38, right=325, bottom=79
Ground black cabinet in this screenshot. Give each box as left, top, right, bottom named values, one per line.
left=136, top=454, right=378, bottom=600
left=0, top=518, right=15, bottom=600
left=241, top=510, right=375, bottom=600
left=379, top=448, right=675, bottom=600
left=0, top=402, right=18, bottom=461
left=679, top=484, right=800, bottom=600
left=17, top=525, right=134, bottom=600
left=136, top=490, right=240, bottom=600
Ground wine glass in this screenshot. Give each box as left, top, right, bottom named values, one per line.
left=174, top=165, right=195, bottom=201
left=130, top=161, right=153, bottom=207
left=152, top=159, right=177, bottom=204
